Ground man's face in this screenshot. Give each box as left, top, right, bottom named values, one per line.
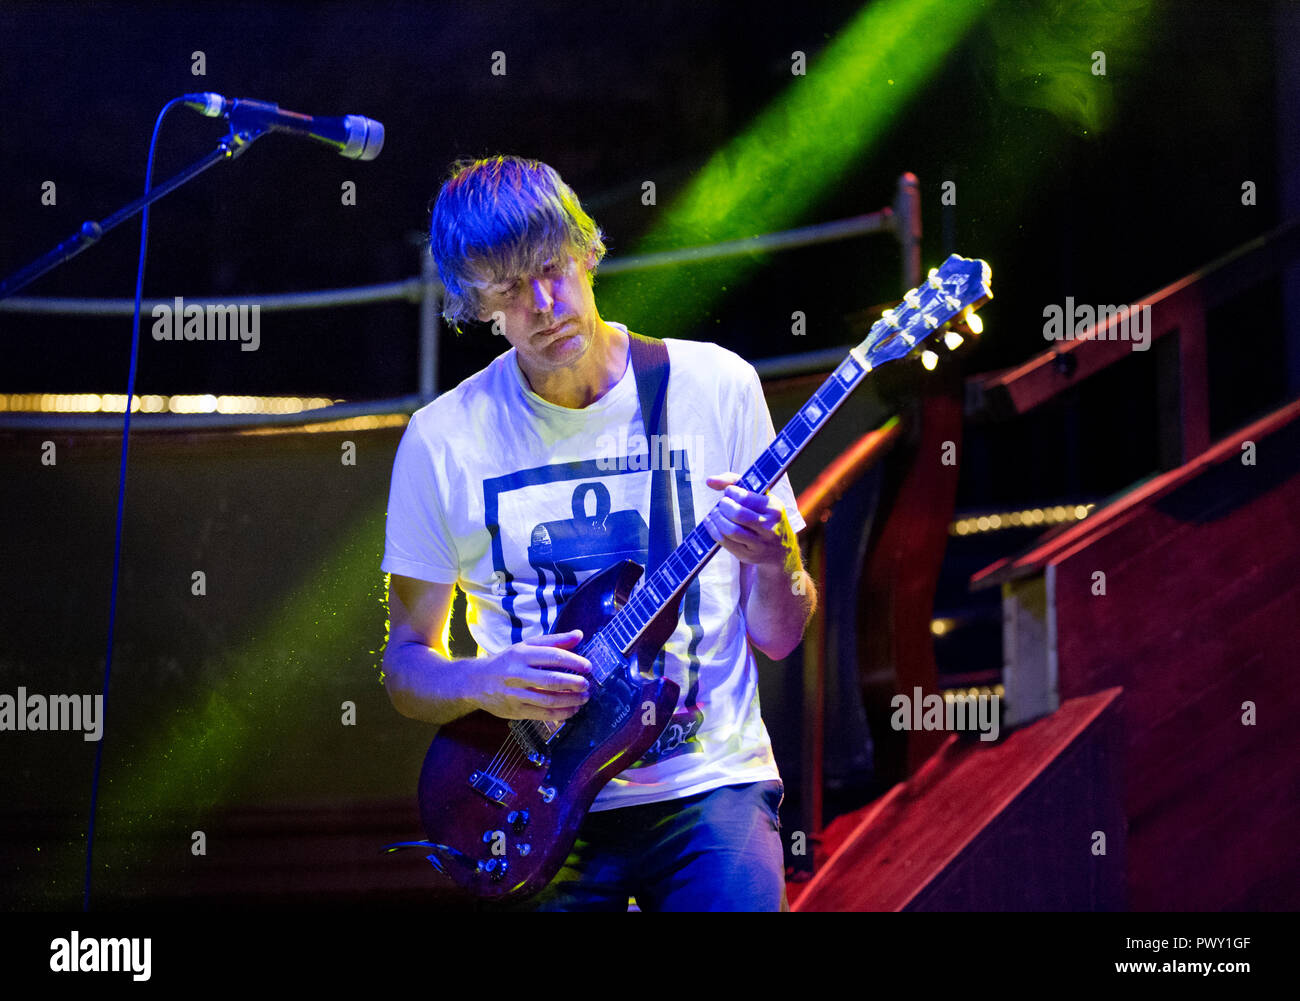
left=475, top=250, right=600, bottom=374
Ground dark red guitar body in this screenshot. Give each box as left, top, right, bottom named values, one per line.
left=416, top=559, right=680, bottom=901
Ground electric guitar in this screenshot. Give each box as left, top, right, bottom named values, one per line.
left=390, top=253, right=993, bottom=900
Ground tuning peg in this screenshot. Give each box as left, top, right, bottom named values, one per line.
left=944, top=331, right=964, bottom=350
left=958, top=308, right=983, bottom=335
left=921, top=350, right=939, bottom=370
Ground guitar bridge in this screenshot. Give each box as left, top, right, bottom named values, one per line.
left=467, top=770, right=514, bottom=806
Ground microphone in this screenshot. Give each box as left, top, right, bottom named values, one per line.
left=182, top=93, right=384, bottom=161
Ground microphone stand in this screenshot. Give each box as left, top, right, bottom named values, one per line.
left=0, top=125, right=265, bottom=301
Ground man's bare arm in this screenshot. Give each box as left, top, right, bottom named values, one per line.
left=741, top=555, right=817, bottom=661
left=382, top=573, right=593, bottom=726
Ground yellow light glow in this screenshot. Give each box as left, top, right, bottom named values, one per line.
left=949, top=502, right=1097, bottom=536
left=0, top=393, right=341, bottom=416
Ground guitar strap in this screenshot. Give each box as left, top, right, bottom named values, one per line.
left=625, top=331, right=675, bottom=575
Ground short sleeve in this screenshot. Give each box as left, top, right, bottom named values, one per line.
left=380, top=417, right=462, bottom=583
left=730, top=361, right=807, bottom=535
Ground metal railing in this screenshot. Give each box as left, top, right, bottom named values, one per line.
left=967, top=219, right=1300, bottom=469
left=0, top=172, right=922, bottom=422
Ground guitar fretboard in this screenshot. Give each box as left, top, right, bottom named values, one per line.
left=592, top=350, right=871, bottom=670
left=539, top=252, right=992, bottom=725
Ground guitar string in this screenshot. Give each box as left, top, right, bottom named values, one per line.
left=494, top=624, right=606, bottom=786
left=485, top=580, right=671, bottom=826
left=484, top=735, right=513, bottom=776
left=499, top=704, right=563, bottom=785
left=493, top=551, right=677, bottom=789
left=495, top=633, right=607, bottom=787
left=493, top=734, right=530, bottom=788
left=498, top=525, right=687, bottom=791
left=500, top=722, right=543, bottom=784
left=482, top=680, right=565, bottom=792
left=491, top=583, right=597, bottom=785
left=480, top=583, right=565, bottom=784
left=499, top=717, right=546, bottom=776
left=484, top=632, right=590, bottom=781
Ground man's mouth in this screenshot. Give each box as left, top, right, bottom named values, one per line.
left=537, top=320, right=572, bottom=341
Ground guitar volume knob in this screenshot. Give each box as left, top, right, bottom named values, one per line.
left=480, top=858, right=509, bottom=882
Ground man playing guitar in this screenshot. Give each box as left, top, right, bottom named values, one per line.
left=381, top=155, right=816, bottom=911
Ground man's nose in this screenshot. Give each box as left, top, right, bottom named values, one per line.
left=530, top=276, right=555, bottom=311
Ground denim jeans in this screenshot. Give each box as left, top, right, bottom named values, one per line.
left=488, top=779, right=787, bottom=912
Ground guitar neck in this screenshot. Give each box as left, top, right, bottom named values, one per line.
left=591, top=347, right=869, bottom=665
left=579, top=252, right=993, bottom=683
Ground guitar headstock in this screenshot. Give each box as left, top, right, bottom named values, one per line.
left=853, top=254, right=992, bottom=372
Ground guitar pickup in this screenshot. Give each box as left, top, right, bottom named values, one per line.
left=467, top=770, right=514, bottom=806
left=509, top=719, right=553, bottom=761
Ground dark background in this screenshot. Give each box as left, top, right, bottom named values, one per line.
left=3, top=0, right=1294, bottom=698
left=0, top=0, right=1296, bottom=916
left=0, top=1, right=1289, bottom=417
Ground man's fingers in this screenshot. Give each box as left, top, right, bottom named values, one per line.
left=519, top=688, right=588, bottom=720
left=517, top=631, right=592, bottom=677
left=718, top=499, right=771, bottom=528
left=530, top=628, right=584, bottom=648
left=523, top=667, right=592, bottom=693
left=706, top=506, right=762, bottom=543
left=515, top=700, right=582, bottom=722
left=521, top=688, right=588, bottom=708
left=522, top=647, right=592, bottom=676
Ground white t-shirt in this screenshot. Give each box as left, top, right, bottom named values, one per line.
left=381, top=322, right=806, bottom=810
